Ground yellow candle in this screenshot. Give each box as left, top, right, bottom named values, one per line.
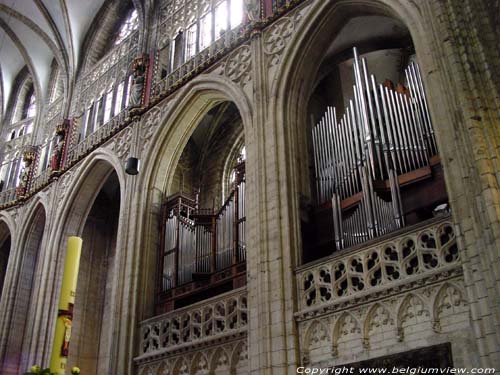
left=49, top=236, right=82, bottom=375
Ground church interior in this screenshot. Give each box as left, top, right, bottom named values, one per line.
left=0, top=0, right=498, bottom=374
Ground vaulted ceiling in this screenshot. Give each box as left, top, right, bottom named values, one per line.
left=0, top=0, right=111, bottom=113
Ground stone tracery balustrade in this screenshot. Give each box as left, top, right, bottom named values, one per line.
left=136, top=288, right=247, bottom=361
left=45, top=97, right=63, bottom=123
left=29, top=169, right=51, bottom=193
left=151, top=24, right=246, bottom=99
left=3, top=133, right=32, bottom=154
left=296, top=218, right=459, bottom=312
left=79, top=31, right=139, bottom=95
left=43, top=99, right=64, bottom=138
left=0, top=1, right=307, bottom=210
left=66, top=110, right=128, bottom=165
left=70, top=30, right=139, bottom=125
left=0, top=188, right=17, bottom=207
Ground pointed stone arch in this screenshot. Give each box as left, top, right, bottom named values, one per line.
left=138, top=74, right=253, bottom=316
left=268, top=0, right=466, bottom=272
left=173, top=356, right=190, bottom=375
left=230, top=340, right=248, bottom=375
left=1, top=201, right=46, bottom=375
left=396, top=293, right=430, bottom=341
left=28, top=149, right=127, bottom=371
left=333, top=311, right=362, bottom=359
left=142, top=75, right=252, bottom=195
left=79, top=0, right=144, bottom=75
left=191, top=351, right=210, bottom=375
left=362, top=302, right=395, bottom=350
left=210, top=346, right=230, bottom=374
left=302, top=319, right=332, bottom=365
left=0, top=212, right=14, bottom=309
left=432, top=282, right=468, bottom=333
left=157, top=359, right=172, bottom=375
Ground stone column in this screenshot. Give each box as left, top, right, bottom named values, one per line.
left=245, top=29, right=300, bottom=375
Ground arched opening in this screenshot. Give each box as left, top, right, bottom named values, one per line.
left=67, top=170, right=120, bottom=374
left=0, top=221, right=11, bottom=303
left=2, top=205, right=45, bottom=375
left=155, top=0, right=245, bottom=80
left=48, top=59, right=64, bottom=104
left=294, top=11, right=449, bottom=263
left=157, top=101, right=246, bottom=313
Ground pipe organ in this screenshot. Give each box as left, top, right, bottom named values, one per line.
left=158, top=162, right=246, bottom=312
left=311, top=47, right=445, bottom=253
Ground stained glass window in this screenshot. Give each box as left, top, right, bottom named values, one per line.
left=115, top=9, right=139, bottom=45
left=26, top=92, right=36, bottom=118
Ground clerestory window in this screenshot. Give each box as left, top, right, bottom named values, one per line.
left=115, top=9, right=139, bottom=45
left=160, top=0, right=245, bottom=75
left=25, top=92, right=36, bottom=119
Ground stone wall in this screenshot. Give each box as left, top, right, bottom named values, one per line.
left=0, top=0, right=498, bottom=374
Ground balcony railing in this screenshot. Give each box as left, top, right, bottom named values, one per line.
left=151, top=24, right=246, bottom=99
left=296, top=217, right=458, bottom=312
left=0, top=188, right=17, bottom=207
left=0, top=0, right=306, bottom=210
left=29, top=168, right=51, bottom=193
left=136, top=288, right=247, bottom=361
left=66, top=110, right=128, bottom=165
left=3, top=126, right=33, bottom=154
left=70, top=30, right=139, bottom=134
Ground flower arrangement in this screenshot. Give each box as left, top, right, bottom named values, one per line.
left=23, top=365, right=81, bottom=375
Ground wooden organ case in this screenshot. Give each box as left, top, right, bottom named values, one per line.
left=304, top=48, right=448, bottom=263
left=156, top=161, right=246, bottom=313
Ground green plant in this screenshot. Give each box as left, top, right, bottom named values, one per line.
left=23, top=365, right=56, bottom=375
left=23, top=364, right=80, bottom=375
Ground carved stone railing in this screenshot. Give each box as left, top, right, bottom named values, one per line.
left=66, top=110, right=128, bottom=165
left=296, top=217, right=459, bottom=312
left=0, top=188, right=17, bottom=207
left=29, top=168, right=51, bottom=193
left=2, top=122, right=33, bottom=154
left=0, top=0, right=307, bottom=212
left=43, top=99, right=64, bottom=138
left=136, top=288, right=247, bottom=362
left=45, top=97, right=63, bottom=121
left=71, top=30, right=139, bottom=116
left=151, top=24, right=246, bottom=99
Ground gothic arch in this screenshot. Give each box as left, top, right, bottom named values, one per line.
left=28, top=149, right=127, bottom=368
left=362, top=302, right=395, bottom=349
left=304, top=319, right=331, bottom=350
left=157, top=360, right=171, bottom=375
left=0, top=211, right=16, bottom=246
left=137, top=74, right=253, bottom=316
left=332, top=311, right=362, bottom=357
left=5, top=67, right=34, bottom=125
left=173, top=357, right=190, bottom=375
left=1, top=202, right=46, bottom=375
left=0, top=213, right=14, bottom=306
left=54, top=149, right=126, bottom=235
left=230, top=340, right=248, bottom=374
left=431, top=282, right=468, bottom=333
left=0, top=18, right=43, bottom=127
left=269, top=0, right=463, bottom=269
left=396, top=293, right=431, bottom=341
left=79, top=0, right=144, bottom=76
left=143, top=75, right=252, bottom=194
left=191, top=351, right=210, bottom=374
left=210, top=346, right=230, bottom=373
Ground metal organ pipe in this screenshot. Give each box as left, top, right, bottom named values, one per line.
left=163, top=213, right=177, bottom=291
left=312, top=47, right=438, bottom=251
left=161, top=173, right=246, bottom=292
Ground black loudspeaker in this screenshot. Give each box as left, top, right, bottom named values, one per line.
left=125, top=157, right=140, bottom=175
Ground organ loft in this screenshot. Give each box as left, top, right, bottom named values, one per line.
left=0, top=0, right=498, bottom=374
